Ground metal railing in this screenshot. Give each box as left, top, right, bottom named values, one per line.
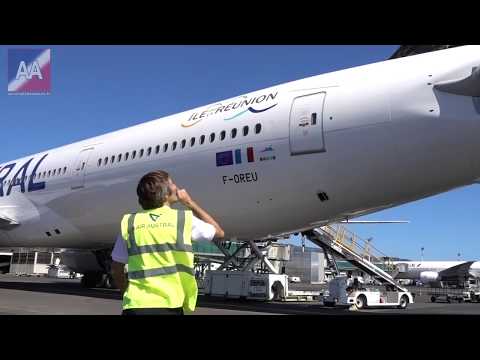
left=320, top=224, right=397, bottom=273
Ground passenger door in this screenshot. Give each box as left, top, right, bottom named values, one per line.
left=289, top=92, right=326, bottom=155
left=71, top=147, right=94, bottom=190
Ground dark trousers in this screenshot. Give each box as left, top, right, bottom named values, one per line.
left=122, top=307, right=184, bottom=315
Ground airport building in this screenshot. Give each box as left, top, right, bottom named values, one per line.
left=8, top=250, right=60, bottom=276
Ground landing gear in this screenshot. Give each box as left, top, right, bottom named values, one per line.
left=81, top=271, right=116, bottom=288
left=81, top=271, right=103, bottom=288
left=80, top=249, right=116, bottom=289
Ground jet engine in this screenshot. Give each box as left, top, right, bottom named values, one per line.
left=420, top=271, right=439, bottom=283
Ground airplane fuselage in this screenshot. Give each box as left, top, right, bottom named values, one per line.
left=1, top=46, right=480, bottom=250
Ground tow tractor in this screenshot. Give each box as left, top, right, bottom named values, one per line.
left=462, top=279, right=480, bottom=303
left=463, top=288, right=480, bottom=302
left=323, top=276, right=414, bottom=309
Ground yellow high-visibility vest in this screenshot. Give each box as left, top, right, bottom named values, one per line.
left=120, top=205, right=197, bottom=313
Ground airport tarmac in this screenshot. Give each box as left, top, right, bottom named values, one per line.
left=1, top=274, right=480, bottom=315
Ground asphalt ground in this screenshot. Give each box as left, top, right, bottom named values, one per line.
left=1, top=274, right=480, bottom=315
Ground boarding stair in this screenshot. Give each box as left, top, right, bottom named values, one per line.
left=306, top=224, right=407, bottom=292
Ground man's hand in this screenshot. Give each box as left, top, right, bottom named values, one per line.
left=175, top=188, right=225, bottom=239
left=177, top=189, right=194, bottom=207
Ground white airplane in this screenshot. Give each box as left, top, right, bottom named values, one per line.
left=1, top=45, right=480, bottom=287
left=393, top=261, right=480, bottom=285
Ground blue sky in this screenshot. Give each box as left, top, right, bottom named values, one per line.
left=1, top=45, right=479, bottom=261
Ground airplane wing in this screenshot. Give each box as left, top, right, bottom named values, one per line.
left=258, top=220, right=409, bottom=241
left=438, top=261, right=476, bottom=279
left=434, top=66, right=480, bottom=97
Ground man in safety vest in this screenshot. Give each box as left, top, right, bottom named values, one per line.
left=111, top=170, right=224, bottom=315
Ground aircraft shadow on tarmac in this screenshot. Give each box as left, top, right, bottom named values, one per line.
left=0, top=279, right=122, bottom=301
left=195, top=295, right=361, bottom=315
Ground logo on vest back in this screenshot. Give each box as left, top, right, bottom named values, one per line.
left=149, top=214, right=160, bottom=222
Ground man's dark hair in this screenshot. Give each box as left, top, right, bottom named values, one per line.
left=137, top=170, right=171, bottom=210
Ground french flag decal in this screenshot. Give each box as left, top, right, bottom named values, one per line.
left=8, top=49, right=51, bottom=94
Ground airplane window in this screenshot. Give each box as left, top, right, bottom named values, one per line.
left=147, top=147, right=152, bottom=156
left=81, top=162, right=86, bottom=170
left=200, top=135, right=205, bottom=145
left=163, top=144, right=168, bottom=152
left=98, top=159, right=102, bottom=167
left=172, top=141, right=177, bottom=151
left=243, top=126, right=249, bottom=136
left=255, top=123, right=262, bottom=134
left=125, top=152, right=129, bottom=161
left=155, top=145, right=160, bottom=154
left=104, top=157, right=108, bottom=165
left=139, top=149, right=144, bottom=158
left=53, top=169, right=56, bottom=176
left=111, top=156, right=115, bottom=164
left=63, top=167, right=67, bottom=174
left=210, top=133, right=215, bottom=143
left=231, top=128, right=237, bottom=139
left=190, top=137, right=195, bottom=147
left=43, top=171, right=46, bottom=178
left=58, top=168, right=61, bottom=175
left=118, top=154, right=122, bottom=162
left=181, top=139, right=186, bottom=149
left=132, top=150, right=137, bottom=159
left=48, top=171, right=51, bottom=177
left=220, top=130, right=226, bottom=141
